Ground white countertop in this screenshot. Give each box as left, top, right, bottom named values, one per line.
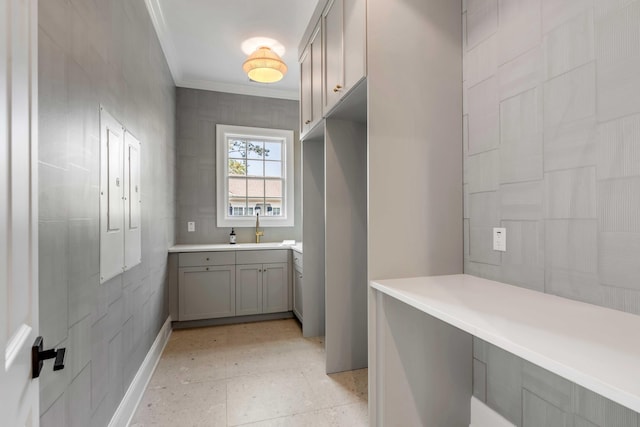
left=169, top=242, right=297, bottom=253
left=291, top=243, right=303, bottom=253
left=370, top=274, right=640, bottom=413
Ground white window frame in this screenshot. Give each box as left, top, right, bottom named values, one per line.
left=216, top=124, right=295, bottom=228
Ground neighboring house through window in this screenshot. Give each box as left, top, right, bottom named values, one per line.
left=216, top=124, right=294, bottom=227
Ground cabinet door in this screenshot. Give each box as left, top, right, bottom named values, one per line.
left=310, top=24, right=323, bottom=124
left=293, top=267, right=303, bottom=321
left=262, top=262, right=289, bottom=313
left=236, top=264, right=263, bottom=316
left=179, top=266, right=235, bottom=321
left=343, top=0, right=366, bottom=90
left=323, top=0, right=343, bottom=113
left=300, top=47, right=312, bottom=135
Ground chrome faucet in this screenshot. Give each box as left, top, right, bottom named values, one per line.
left=255, top=212, right=264, bottom=243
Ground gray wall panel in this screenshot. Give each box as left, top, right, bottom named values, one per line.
left=368, top=0, right=463, bottom=281
left=325, top=119, right=368, bottom=373
left=474, top=339, right=640, bottom=427
left=38, top=0, right=176, bottom=424
left=174, top=88, right=301, bottom=244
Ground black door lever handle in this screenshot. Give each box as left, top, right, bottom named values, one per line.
left=32, top=336, right=66, bottom=378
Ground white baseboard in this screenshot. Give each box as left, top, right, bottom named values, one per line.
left=470, top=396, right=515, bottom=427
left=109, top=316, right=172, bottom=427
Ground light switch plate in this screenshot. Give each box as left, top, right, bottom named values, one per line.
left=187, top=221, right=195, bottom=232
left=493, top=227, right=506, bottom=252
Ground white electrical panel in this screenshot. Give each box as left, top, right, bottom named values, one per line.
left=124, top=131, right=141, bottom=271
left=100, top=108, right=126, bottom=283
left=100, top=107, right=143, bottom=283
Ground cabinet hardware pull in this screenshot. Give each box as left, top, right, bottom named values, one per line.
left=305, top=120, right=311, bottom=124
left=206, top=258, right=210, bottom=261
left=333, top=84, right=342, bottom=92
left=206, top=267, right=209, bottom=271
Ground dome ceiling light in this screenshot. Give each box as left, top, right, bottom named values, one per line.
left=242, top=46, right=288, bottom=84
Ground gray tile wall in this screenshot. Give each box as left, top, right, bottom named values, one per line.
left=464, top=0, right=640, bottom=311
left=38, top=0, right=175, bottom=425
left=473, top=338, right=640, bottom=427
left=175, top=88, right=301, bottom=244
left=464, top=0, right=640, bottom=423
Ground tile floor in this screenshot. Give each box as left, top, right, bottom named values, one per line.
left=130, top=319, right=368, bottom=426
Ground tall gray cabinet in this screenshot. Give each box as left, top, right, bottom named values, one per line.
left=297, top=0, right=462, bottom=391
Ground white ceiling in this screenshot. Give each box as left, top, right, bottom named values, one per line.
left=145, top=0, right=318, bottom=100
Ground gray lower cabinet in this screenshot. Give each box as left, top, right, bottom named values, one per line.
left=236, top=262, right=288, bottom=316
left=236, top=264, right=262, bottom=315
left=263, top=263, right=288, bottom=313
left=178, top=265, right=236, bottom=320
left=292, top=252, right=303, bottom=322
left=293, top=266, right=303, bottom=321
left=176, top=249, right=290, bottom=322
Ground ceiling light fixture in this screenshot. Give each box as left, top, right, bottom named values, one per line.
left=242, top=46, right=288, bottom=84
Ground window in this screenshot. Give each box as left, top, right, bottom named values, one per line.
left=216, top=125, right=294, bottom=227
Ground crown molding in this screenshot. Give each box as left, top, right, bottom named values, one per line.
left=144, top=0, right=181, bottom=83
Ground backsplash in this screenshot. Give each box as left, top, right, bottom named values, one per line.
left=463, top=0, right=640, bottom=315
left=464, top=0, right=640, bottom=425
left=175, top=88, right=301, bottom=245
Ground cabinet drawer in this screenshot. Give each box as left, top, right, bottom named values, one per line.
left=178, top=251, right=235, bottom=267
left=236, top=249, right=289, bottom=265
left=292, top=252, right=303, bottom=270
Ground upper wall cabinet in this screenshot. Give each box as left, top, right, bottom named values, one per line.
left=300, top=43, right=312, bottom=134
left=100, top=107, right=142, bottom=284
left=299, top=0, right=366, bottom=137
left=300, top=23, right=323, bottom=136
left=323, top=0, right=366, bottom=114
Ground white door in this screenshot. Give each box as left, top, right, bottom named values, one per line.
left=0, top=0, right=40, bottom=425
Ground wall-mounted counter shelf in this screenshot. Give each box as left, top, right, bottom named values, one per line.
left=369, top=274, right=640, bottom=426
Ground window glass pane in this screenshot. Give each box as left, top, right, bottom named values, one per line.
left=229, top=199, right=247, bottom=216
left=229, top=159, right=246, bottom=176
left=228, top=139, right=245, bottom=159
left=246, top=141, right=264, bottom=160
left=264, top=161, right=282, bottom=178
left=253, top=202, right=276, bottom=216
left=264, top=142, right=282, bottom=161
left=264, top=198, right=282, bottom=216
left=265, top=180, right=282, bottom=198
left=247, top=178, right=265, bottom=198
left=228, top=177, right=246, bottom=197
left=246, top=160, right=264, bottom=177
